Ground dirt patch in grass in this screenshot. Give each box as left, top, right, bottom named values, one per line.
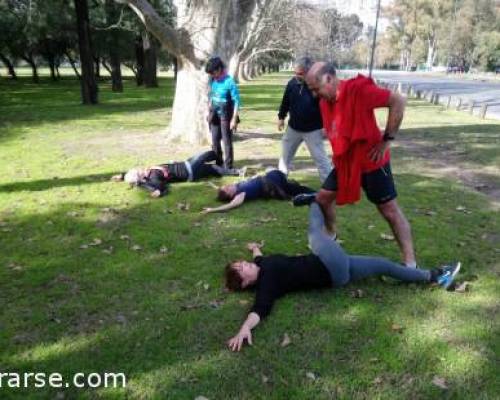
left=396, top=136, right=500, bottom=207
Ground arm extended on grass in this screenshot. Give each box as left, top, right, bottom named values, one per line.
left=202, top=192, right=246, bottom=213
left=227, top=312, right=261, bottom=352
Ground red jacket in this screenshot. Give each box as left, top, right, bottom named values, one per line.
left=320, top=74, right=391, bottom=205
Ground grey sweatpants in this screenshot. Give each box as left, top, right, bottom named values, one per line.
left=278, top=126, right=332, bottom=183
left=307, top=203, right=431, bottom=286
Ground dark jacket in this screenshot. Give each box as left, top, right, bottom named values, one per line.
left=278, top=78, right=323, bottom=132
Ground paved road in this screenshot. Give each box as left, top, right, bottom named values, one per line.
left=342, top=70, right=500, bottom=121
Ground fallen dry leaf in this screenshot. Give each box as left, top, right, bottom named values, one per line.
left=261, top=375, right=269, bottom=383
left=66, top=211, right=80, bottom=217
left=102, top=246, right=113, bottom=255
left=350, top=289, right=364, bottom=298
left=89, top=238, right=102, bottom=246
left=177, top=202, right=190, bottom=211
left=380, top=233, right=395, bottom=241
left=159, top=247, right=168, bottom=254
left=120, top=235, right=130, bottom=240
left=203, top=283, right=210, bottom=290
left=432, top=376, right=448, bottom=390
left=238, top=299, right=249, bottom=306
left=131, top=244, right=142, bottom=251
left=305, top=372, right=316, bottom=381
left=281, top=333, right=291, bottom=347
left=79, top=244, right=89, bottom=249
left=373, top=377, right=383, bottom=384
left=194, top=396, right=209, bottom=400
left=367, top=224, right=375, bottom=230
left=455, top=281, right=471, bottom=293
left=391, top=324, right=404, bottom=333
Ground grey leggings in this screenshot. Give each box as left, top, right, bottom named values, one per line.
left=308, top=203, right=430, bottom=287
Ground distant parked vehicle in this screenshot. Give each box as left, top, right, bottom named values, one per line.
left=447, top=65, right=465, bottom=74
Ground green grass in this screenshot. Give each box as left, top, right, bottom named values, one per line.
left=0, top=73, right=499, bottom=399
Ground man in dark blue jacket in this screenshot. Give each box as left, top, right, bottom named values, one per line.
left=277, top=57, right=332, bottom=182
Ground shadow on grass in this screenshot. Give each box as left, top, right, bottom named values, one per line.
left=0, top=77, right=175, bottom=142
left=0, top=173, right=498, bottom=398
left=0, top=172, right=121, bottom=193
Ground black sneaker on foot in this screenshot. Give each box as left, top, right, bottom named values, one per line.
left=292, top=193, right=317, bottom=207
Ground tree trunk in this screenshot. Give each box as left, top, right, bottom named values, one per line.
left=105, top=0, right=123, bottom=92
left=135, top=35, right=145, bottom=86
left=94, top=56, right=101, bottom=79
left=74, top=0, right=98, bottom=104
left=65, top=51, right=81, bottom=79
left=173, top=57, right=178, bottom=81
left=48, top=54, right=57, bottom=81
left=22, top=55, right=39, bottom=83
left=169, top=57, right=210, bottom=144
left=121, top=0, right=264, bottom=143
left=143, top=32, right=158, bottom=88
left=426, top=36, right=436, bottom=70
left=0, top=52, right=17, bottom=79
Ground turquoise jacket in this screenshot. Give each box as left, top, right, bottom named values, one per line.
left=209, top=74, right=241, bottom=109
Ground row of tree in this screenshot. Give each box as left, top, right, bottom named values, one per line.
left=377, top=0, right=500, bottom=71
left=0, top=0, right=368, bottom=143
left=0, top=0, right=171, bottom=88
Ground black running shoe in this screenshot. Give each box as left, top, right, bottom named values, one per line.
left=292, top=193, right=317, bottom=207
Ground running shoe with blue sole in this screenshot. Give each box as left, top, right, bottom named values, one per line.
left=436, top=262, right=461, bottom=290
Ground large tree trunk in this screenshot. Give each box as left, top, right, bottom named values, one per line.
left=74, top=0, right=98, bottom=104
left=121, top=0, right=264, bottom=143
left=0, top=52, right=17, bottom=79
left=170, top=58, right=210, bottom=143
left=105, top=0, right=123, bottom=92
left=143, top=32, right=158, bottom=88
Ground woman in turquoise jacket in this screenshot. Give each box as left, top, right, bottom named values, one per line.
left=205, top=57, right=241, bottom=169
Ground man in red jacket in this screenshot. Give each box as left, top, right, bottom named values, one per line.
left=301, top=62, right=416, bottom=268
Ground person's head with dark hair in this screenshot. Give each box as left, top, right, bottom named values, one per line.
left=294, top=56, right=313, bottom=82
left=305, top=61, right=339, bottom=101
left=205, top=56, right=225, bottom=79
left=217, top=184, right=237, bottom=202
left=225, top=260, right=259, bottom=290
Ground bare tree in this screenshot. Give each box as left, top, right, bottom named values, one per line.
left=115, top=0, right=268, bottom=144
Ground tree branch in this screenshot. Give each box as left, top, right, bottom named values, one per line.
left=115, top=0, right=195, bottom=62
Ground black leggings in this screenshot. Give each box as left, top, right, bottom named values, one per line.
left=187, top=150, right=226, bottom=181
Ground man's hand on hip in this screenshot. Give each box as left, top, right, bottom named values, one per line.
left=368, top=141, right=390, bottom=163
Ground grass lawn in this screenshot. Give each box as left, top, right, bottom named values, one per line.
left=0, top=73, right=499, bottom=400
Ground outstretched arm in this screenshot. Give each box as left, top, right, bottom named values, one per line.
left=201, top=192, right=246, bottom=214
left=227, top=312, right=260, bottom=352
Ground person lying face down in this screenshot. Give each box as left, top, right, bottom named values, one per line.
left=224, top=202, right=461, bottom=352
left=201, top=169, right=315, bottom=213
left=111, top=150, right=239, bottom=198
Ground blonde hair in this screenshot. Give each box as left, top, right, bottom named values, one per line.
left=124, top=168, right=143, bottom=185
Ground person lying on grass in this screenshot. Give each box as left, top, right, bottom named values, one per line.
left=225, top=201, right=461, bottom=352
left=202, top=169, right=315, bottom=213
left=111, top=150, right=239, bottom=198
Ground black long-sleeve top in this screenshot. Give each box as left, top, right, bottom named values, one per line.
left=250, top=254, right=332, bottom=320
left=277, top=78, right=323, bottom=132
left=138, top=162, right=189, bottom=196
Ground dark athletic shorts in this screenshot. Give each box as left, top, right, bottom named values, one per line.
left=321, top=162, right=397, bottom=204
